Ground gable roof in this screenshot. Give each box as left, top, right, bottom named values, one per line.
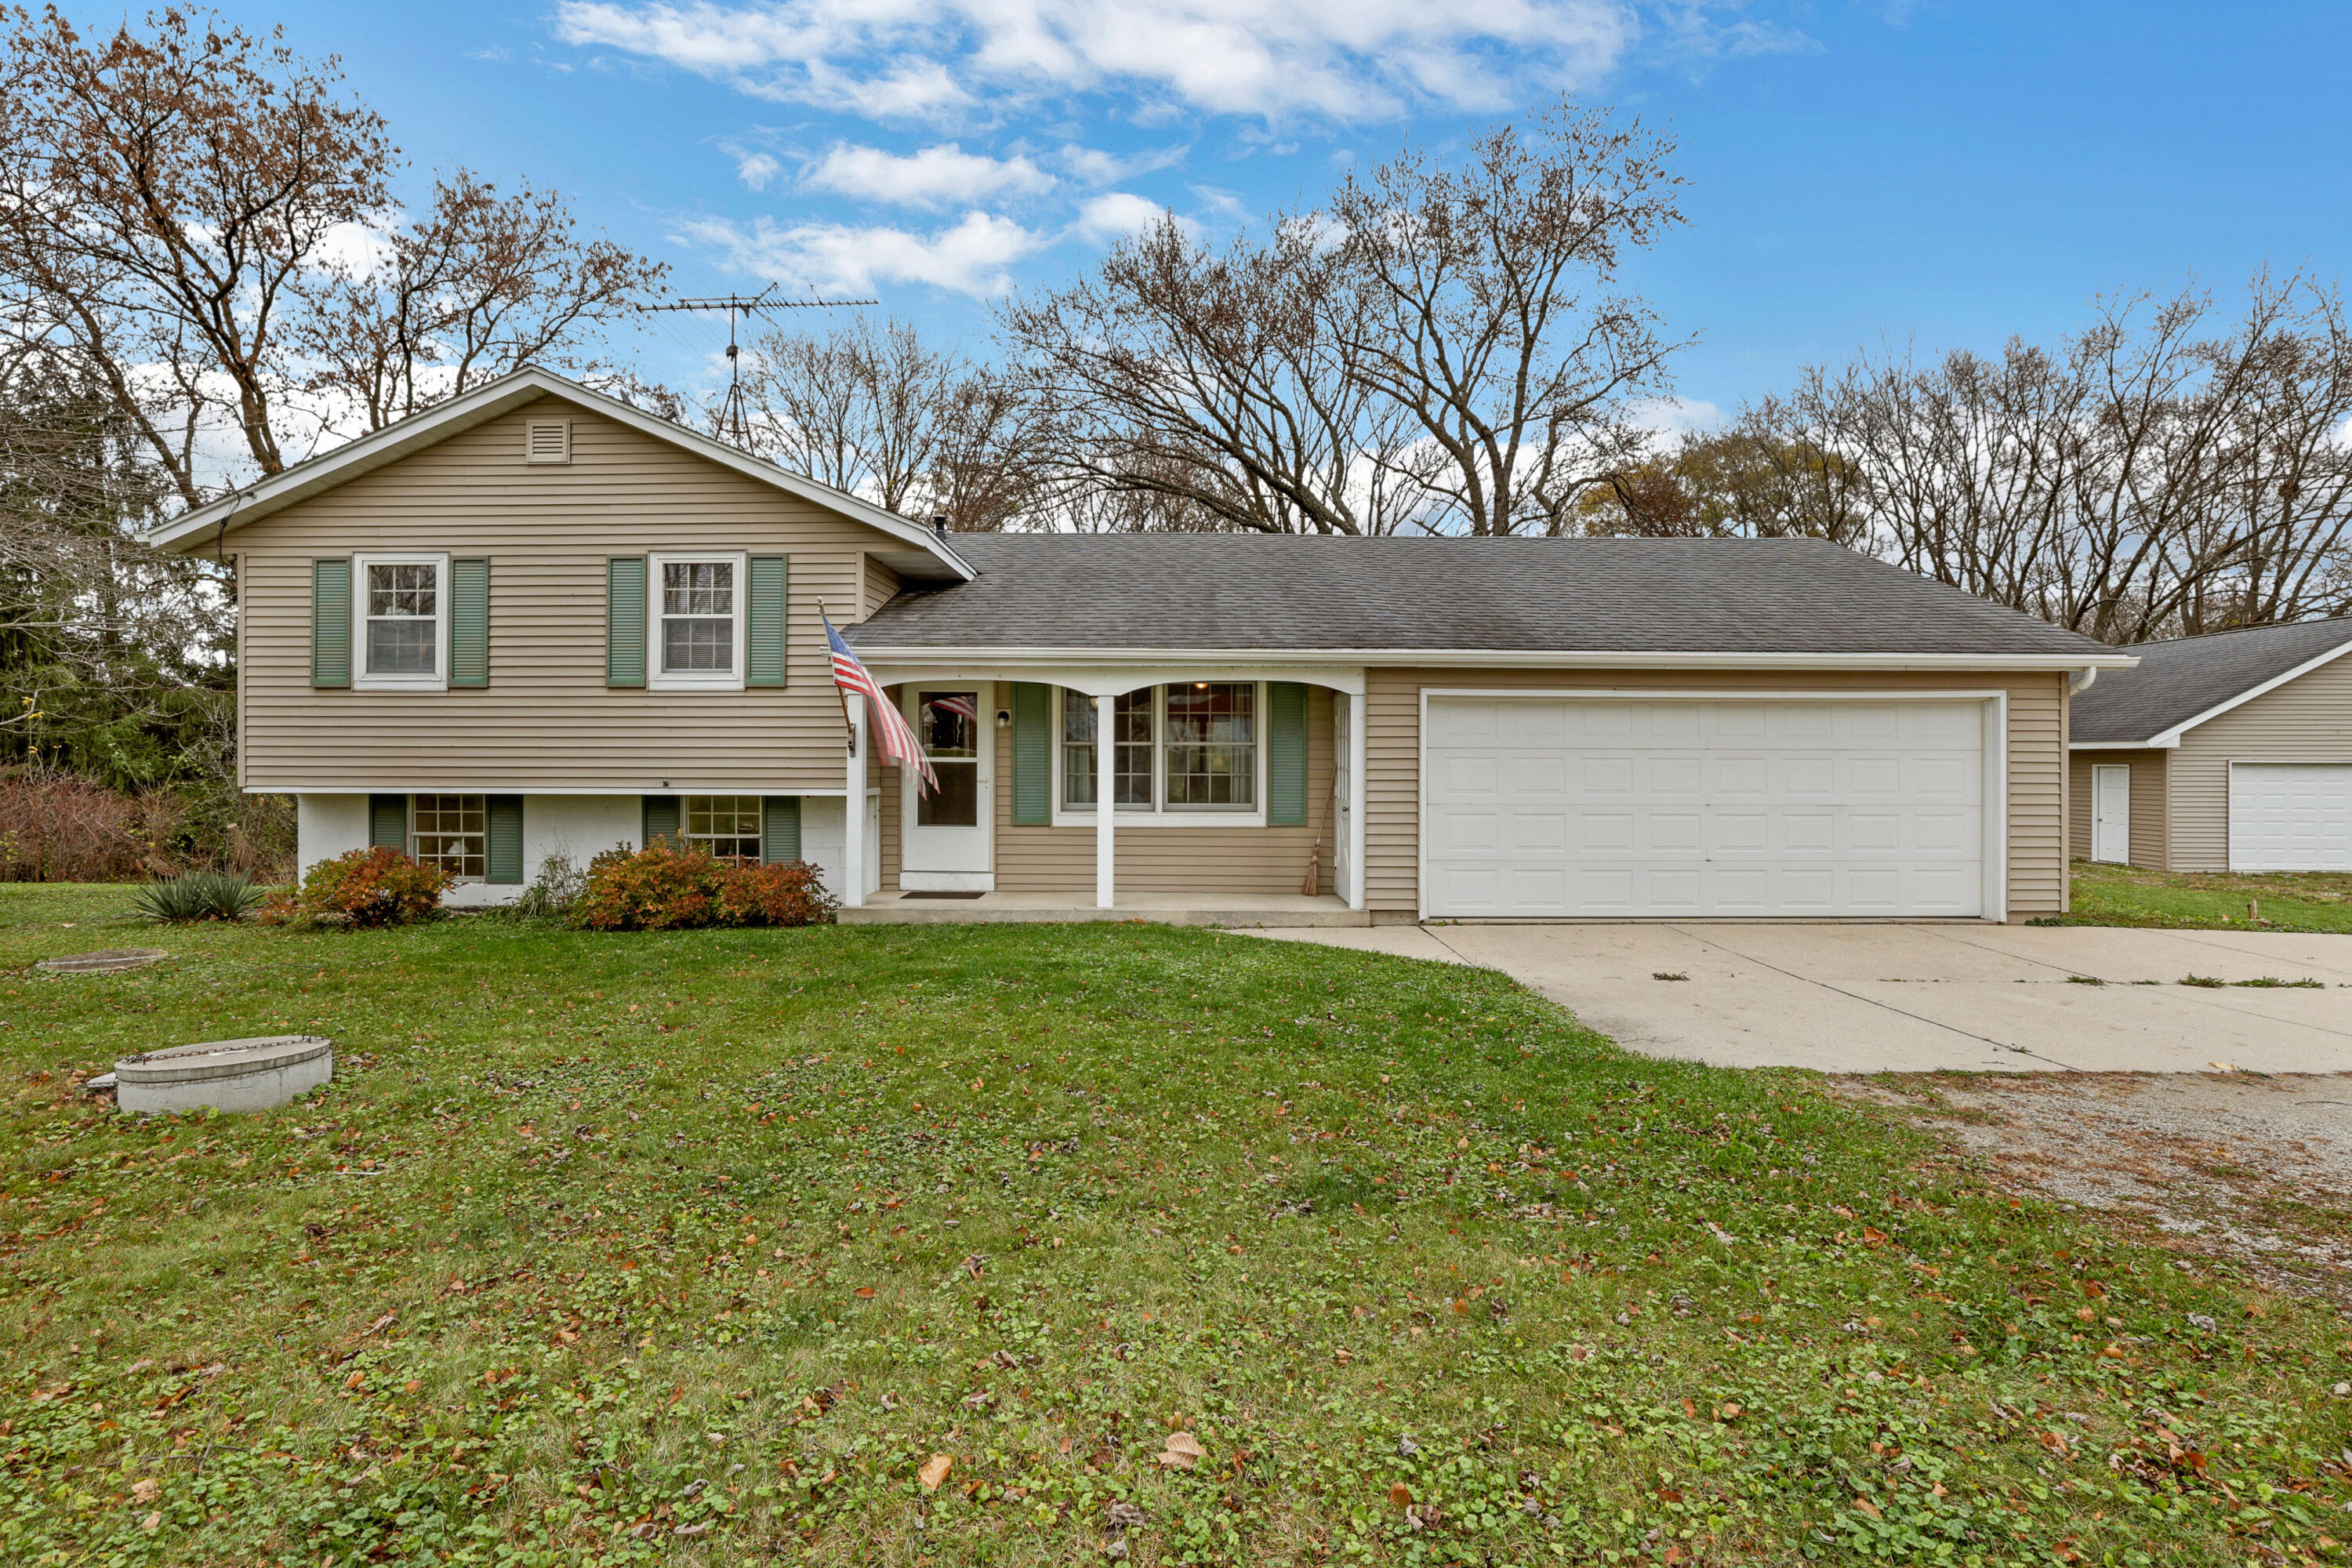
left=846, top=534, right=2132, bottom=667
left=2070, top=615, right=2352, bottom=746
left=143, top=366, right=975, bottom=580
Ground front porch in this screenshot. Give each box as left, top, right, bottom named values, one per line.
left=837, top=890, right=1367, bottom=927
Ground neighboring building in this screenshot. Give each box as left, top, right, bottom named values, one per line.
left=152, top=367, right=2133, bottom=924
left=2069, top=618, right=2352, bottom=873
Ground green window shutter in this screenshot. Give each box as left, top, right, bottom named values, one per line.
left=1011, top=682, right=1051, bottom=826
left=449, top=557, right=489, bottom=688
left=312, top=558, right=352, bottom=688
left=1269, top=681, right=1308, bottom=826
left=641, top=794, right=680, bottom=848
left=761, top=796, right=800, bottom=863
left=485, top=795, right=524, bottom=884
left=746, top=556, right=787, bottom=688
left=606, top=557, right=647, bottom=688
left=368, top=793, right=408, bottom=850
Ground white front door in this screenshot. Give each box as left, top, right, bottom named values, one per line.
left=2090, top=764, right=2131, bottom=864
left=899, top=687, right=993, bottom=891
left=1421, top=695, right=1989, bottom=919
left=2230, top=763, right=2352, bottom=870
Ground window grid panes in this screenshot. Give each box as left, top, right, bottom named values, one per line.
left=365, top=563, right=437, bottom=675
left=916, top=692, right=982, bottom=827
left=684, top=795, right=762, bottom=862
left=1164, top=683, right=1255, bottom=807
left=661, top=561, right=735, bottom=673
left=1062, top=691, right=1153, bottom=808
left=412, top=794, right=485, bottom=880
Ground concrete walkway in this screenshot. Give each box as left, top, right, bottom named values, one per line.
left=1243, top=923, right=2352, bottom=1074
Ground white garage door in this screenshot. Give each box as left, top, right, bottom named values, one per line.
left=1424, top=696, right=1988, bottom=918
left=2229, top=764, right=2352, bottom=871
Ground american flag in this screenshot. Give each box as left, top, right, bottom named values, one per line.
left=825, top=612, right=938, bottom=793
left=931, top=693, right=980, bottom=724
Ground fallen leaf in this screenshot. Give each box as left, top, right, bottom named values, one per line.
left=130, top=1478, right=159, bottom=1504
left=919, top=1454, right=954, bottom=1491
left=1159, top=1431, right=1204, bottom=1470
left=140, top=1510, right=162, bottom=1532
left=1388, top=1482, right=1412, bottom=1507
left=854, top=1287, right=876, bottom=1298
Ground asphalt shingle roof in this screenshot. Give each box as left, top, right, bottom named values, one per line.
left=2069, top=615, right=2352, bottom=743
left=844, top=534, right=2113, bottom=659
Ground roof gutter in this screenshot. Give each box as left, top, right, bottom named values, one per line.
left=850, top=644, right=2142, bottom=673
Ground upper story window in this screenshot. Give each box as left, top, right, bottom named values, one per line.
left=354, top=553, right=448, bottom=691
left=1055, top=683, right=1262, bottom=822
left=649, top=552, right=746, bottom=691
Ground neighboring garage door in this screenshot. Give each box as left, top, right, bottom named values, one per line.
left=1423, top=696, right=1989, bottom=918
left=2229, top=764, right=2352, bottom=870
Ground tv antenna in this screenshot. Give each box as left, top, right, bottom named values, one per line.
left=642, top=284, right=876, bottom=448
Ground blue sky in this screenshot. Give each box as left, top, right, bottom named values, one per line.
left=93, top=0, right=2352, bottom=424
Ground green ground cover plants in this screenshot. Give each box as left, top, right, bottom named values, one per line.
left=2050, top=862, right=2352, bottom=934
left=2, top=884, right=2347, bottom=1566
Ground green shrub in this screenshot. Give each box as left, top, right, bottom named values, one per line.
left=571, top=843, right=833, bottom=931
left=260, top=847, right=449, bottom=928
left=131, top=869, right=264, bottom=923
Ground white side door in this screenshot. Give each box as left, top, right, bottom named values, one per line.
left=899, top=686, right=993, bottom=891
left=1331, top=698, right=1352, bottom=902
left=2230, top=763, right=2352, bottom=870
left=2089, top=764, right=2131, bottom=864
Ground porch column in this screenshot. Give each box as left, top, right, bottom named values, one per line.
left=1347, top=687, right=1368, bottom=910
left=842, top=693, right=867, bottom=909
left=1095, top=692, right=1116, bottom=909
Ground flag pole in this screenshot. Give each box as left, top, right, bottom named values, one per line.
left=819, top=601, right=856, bottom=757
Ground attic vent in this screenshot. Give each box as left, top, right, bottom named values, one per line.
left=524, top=419, right=571, bottom=464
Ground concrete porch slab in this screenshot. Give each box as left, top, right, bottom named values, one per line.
left=840, top=891, right=1369, bottom=928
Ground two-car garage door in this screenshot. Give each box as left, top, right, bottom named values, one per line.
left=1424, top=695, right=1991, bottom=919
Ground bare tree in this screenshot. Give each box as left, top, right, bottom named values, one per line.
left=1000, top=214, right=1429, bottom=534
left=1759, top=273, right=2352, bottom=642
left=1330, top=100, right=1690, bottom=535
left=737, top=317, right=1044, bottom=529
left=292, top=170, right=668, bottom=435
left=0, top=5, right=393, bottom=501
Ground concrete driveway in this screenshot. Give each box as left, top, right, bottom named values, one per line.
left=1244, top=922, right=2352, bottom=1073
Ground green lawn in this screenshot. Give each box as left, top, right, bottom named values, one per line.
left=2052, top=861, right=2352, bottom=933
left=2, top=886, right=2346, bottom=1568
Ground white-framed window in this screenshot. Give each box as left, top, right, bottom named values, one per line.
left=412, top=793, right=485, bottom=880
left=684, top=795, right=762, bottom=861
left=354, top=553, right=448, bottom=690
left=648, top=552, right=747, bottom=691
left=1053, top=683, right=1264, bottom=826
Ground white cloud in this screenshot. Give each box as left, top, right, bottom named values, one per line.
left=1056, top=143, right=1187, bottom=186
left=678, top=208, right=1042, bottom=296
left=734, top=150, right=783, bottom=189
left=1071, top=191, right=1166, bottom=241
left=1628, top=395, right=1724, bottom=437
left=803, top=141, right=1057, bottom=208
left=554, top=0, right=1637, bottom=125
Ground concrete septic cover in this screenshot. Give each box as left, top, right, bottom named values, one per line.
left=37, top=949, right=167, bottom=974
left=114, top=1034, right=332, bottom=1115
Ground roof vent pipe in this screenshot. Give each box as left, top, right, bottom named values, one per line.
left=931, top=514, right=949, bottom=539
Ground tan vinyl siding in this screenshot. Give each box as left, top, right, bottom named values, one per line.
left=862, top=554, right=899, bottom=618
left=231, top=395, right=909, bottom=793
left=944, top=682, right=1337, bottom=895
left=1363, top=667, right=2069, bottom=920
left=2067, top=748, right=2169, bottom=869
left=2165, top=652, right=2352, bottom=872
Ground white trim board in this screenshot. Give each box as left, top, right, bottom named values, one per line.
left=858, top=648, right=2132, bottom=676
left=147, top=366, right=975, bottom=579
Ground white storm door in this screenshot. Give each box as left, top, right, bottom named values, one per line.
left=2229, top=763, right=2352, bottom=871
left=1423, top=696, right=1986, bottom=919
left=899, top=687, right=993, bottom=890
left=2090, top=764, right=2131, bottom=864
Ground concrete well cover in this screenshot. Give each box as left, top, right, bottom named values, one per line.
left=37, top=949, right=167, bottom=973
left=114, top=1035, right=332, bottom=1113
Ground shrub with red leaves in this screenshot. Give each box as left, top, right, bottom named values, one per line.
left=260, top=847, right=449, bottom=928
left=570, top=843, right=834, bottom=931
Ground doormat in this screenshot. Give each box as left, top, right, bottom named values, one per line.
left=900, top=891, right=985, bottom=900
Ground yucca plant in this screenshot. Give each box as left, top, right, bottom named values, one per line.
left=132, top=869, right=265, bottom=924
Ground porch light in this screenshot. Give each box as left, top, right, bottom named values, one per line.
left=996, top=709, right=1011, bottom=729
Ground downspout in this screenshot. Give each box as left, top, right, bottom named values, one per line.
left=2067, top=667, right=2098, bottom=695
